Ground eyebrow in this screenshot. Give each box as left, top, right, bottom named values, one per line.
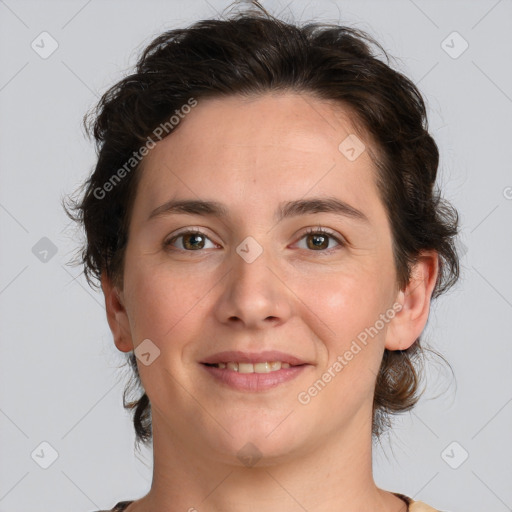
left=147, top=196, right=370, bottom=224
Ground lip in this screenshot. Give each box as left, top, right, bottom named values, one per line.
left=200, top=350, right=311, bottom=392
left=201, top=363, right=309, bottom=392
left=200, top=350, right=308, bottom=366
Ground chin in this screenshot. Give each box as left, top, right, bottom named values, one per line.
left=203, top=420, right=311, bottom=468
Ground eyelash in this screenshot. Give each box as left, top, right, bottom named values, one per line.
left=164, top=226, right=345, bottom=254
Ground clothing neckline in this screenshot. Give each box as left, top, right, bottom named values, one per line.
left=393, top=491, right=412, bottom=510
left=111, top=493, right=411, bottom=511
left=112, top=502, right=133, bottom=511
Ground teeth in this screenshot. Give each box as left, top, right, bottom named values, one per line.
left=255, top=362, right=271, bottom=373
left=214, top=361, right=292, bottom=373
left=238, top=362, right=253, bottom=373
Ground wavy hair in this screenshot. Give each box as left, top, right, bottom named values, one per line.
left=64, top=2, right=460, bottom=446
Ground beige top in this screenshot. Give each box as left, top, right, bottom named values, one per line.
left=394, top=492, right=443, bottom=511
left=96, top=492, right=444, bottom=511
left=411, top=500, right=441, bottom=511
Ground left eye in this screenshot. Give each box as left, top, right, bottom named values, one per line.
left=296, top=228, right=344, bottom=252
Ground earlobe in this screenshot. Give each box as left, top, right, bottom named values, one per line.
left=101, top=271, right=134, bottom=353
left=384, top=250, right=439, bottom=351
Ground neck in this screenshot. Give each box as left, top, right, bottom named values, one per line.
left=131, top=409, right=406, bottom=512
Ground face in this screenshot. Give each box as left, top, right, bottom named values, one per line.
left=106, top=92, right=408, bottom=465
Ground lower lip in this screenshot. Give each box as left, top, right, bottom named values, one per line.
left=201, top=364, right=309, bottom=391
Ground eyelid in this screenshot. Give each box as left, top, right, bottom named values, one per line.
left=164, top=227, right=218, bottom=248
left=164, top=225, right=346, bottom=252
left=297, top=226, right=346, bottom=251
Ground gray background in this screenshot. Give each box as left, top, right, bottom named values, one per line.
left=0, top=0, right=511, bottom=511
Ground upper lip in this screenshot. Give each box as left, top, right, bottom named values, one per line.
left=201, top=350, right=309, bottom=366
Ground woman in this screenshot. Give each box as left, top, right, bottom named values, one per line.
left=65, top=2, right=459, bottom=511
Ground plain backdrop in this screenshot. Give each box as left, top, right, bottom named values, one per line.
left=0, top=1, right=511, bottom=511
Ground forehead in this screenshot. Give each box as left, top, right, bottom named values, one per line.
left=134, top=92, right=383, bottom=224
left=145, top=92, right=369, bottom=163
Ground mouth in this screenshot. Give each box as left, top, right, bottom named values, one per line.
left=203, top=360, right=301, bottom=372
left=200, top=350, right=311, bottom=391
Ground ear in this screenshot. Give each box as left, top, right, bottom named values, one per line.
left=385, top=250, right=439, bottom=351
left=100, top=271, right=134, bottom=353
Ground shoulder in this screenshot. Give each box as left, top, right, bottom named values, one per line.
left=409, top=500, right=450, bottom=512
left=410, top=498, right=446, bottom=511
left=393, top=492, right=444, bottom=512
left=97, top=497, right=447, bottom=512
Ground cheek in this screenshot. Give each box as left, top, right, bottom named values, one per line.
left=308, top=277, right=387, bottom=404
left=305, top=269, right=386, bottom=344
left=300, top=267, right=390, bottom=404
left=124, top=260, right=211, bottom=345
left=123, top=264, right=213, bottom=397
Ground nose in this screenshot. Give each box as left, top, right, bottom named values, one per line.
left=213, top=242, right=293, bottom=330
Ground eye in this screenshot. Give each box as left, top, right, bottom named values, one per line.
left=164, top=228, right=218, bottom=251
left=164, top=226, right=345, bottom=253
left=295, top=227, right=345, bottom=253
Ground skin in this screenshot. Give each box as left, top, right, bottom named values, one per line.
left=101, top=92, right=438, bottom=512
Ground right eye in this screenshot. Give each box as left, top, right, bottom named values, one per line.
left=164, top=228, right=218, bottom=251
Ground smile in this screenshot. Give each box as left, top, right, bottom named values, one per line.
left=205, top=361, right=293, bottom=373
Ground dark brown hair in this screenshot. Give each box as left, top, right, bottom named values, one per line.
left=64, top=2, right=460, bottom=446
